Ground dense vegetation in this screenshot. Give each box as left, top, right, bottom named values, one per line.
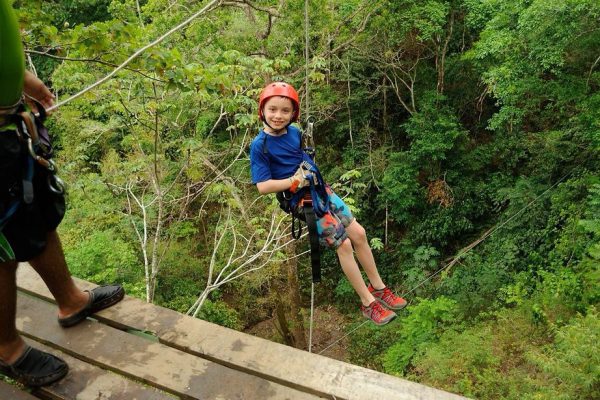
left=15, top=0, right=599, bottom=398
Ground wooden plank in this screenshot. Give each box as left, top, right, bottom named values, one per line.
left=0, top=380, right=39, bottom=400
left=17, top=264, right=467, bottom=400
left=26, top=340, right=176, bottom=400
left=15, top=291, right=321, bottom=400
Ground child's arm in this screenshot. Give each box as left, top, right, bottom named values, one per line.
left=256, top=166, right=311, bottom=195
left=256, top=178, right=293, bottom=195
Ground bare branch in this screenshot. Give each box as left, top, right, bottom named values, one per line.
left=25, top=49, right=166, bottom=83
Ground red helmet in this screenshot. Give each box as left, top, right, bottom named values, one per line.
left=258, top=82, right=300, bottom=122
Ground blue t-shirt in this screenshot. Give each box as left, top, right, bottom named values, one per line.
left=250, top=125, right=304, bottom=184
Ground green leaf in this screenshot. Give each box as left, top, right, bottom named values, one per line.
left=0, top=232, right=15, bottom=262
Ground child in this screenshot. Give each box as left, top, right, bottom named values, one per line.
left=249, top=82, right=407, bottom=325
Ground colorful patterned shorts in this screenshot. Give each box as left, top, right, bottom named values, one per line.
left=299, top=187, right=354, bottom=249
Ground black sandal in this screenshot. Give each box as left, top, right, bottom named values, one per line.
left=0, top=345, right=68, bottom=387
left=58, top=284, right=125, bottom=327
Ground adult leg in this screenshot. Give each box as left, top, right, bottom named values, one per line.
left=27, top=230, right=88, bottom=320
left=28, top=230, right=124, bottom=327
left=344, top=220, right=385, bottom=289
left=336, top=238, right=376, bottom=306
left=0, top=260, right=25, bottom=364
left=0, top=260, right=68, bottom=387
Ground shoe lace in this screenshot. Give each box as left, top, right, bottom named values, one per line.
left=382, top=287, right=396, bottom=303
left=369, top=302, right=385, bottom=320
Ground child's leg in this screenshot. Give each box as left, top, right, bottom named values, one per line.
left=336, top=238, right=397, bottom=324
left=335, top=238, right=376, bottom=306
left=319, top=201, right=399, bottom=324
left=344, top=220, right=385, bottom=289
left=323, top=189, right=387, bottom=289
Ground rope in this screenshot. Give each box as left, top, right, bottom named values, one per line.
left=318, top=320, right=370, bottom=355
left=308, top=282, right=315, bottom=352
left=304, top=0, right=310, bottom=120
left=303, top=0, right=320, bottom=355
left=47, top=0, right=222, bottom=112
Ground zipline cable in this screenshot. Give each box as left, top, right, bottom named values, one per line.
left=318, top=319, right=369, bottom=355
left=400, top=165, right=577, bottom=299
left=47, top=0, right=222, bottom=113
left=317, top=165, right=580, bottom=355
left=304, top=0, right=310, bottom=121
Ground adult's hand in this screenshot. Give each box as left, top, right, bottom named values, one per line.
left=23, top=71, right=55, bottom=111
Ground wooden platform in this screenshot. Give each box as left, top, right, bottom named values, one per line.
left=2, top=263, right=468, bottom=400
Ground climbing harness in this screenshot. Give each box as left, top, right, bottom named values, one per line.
left=261, top=127, right=329, bottom=285
left=0, top=100, right=65, bottom=234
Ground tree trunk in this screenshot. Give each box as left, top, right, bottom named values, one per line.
left=274, top=292, right=295, bottom=346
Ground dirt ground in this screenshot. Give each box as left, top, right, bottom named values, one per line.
left=244, top=304, right=354, bottom=362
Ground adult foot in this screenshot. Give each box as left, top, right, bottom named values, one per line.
left=58, top=284, right=125, bottom=327
left=0, top=345, right=68, bottom=387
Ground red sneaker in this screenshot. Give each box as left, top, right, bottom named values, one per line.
left=368, top=284, right=407, bottom=310
left=360, top=301, right=396, bottom=326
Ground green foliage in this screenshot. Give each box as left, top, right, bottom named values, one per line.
left=380, top=152, right=422, bottom=224
left=16, top=1, right=600, bottom=397
left=467, top=0, right=600, bottom=132
left=580, top=184, right=600, bottom=258
left=527, top=308, right=600, bottom=400
left=195, top=299, right=242, bottom=330
left=0, top=233, right=15, bottom=263
left=369, top=237, right=384, bottom=251
left=334, top=276, right=359, bottom=309
left=405, top=94, right=467, bottom=164
left=443, top=254, right=511, bottom=316
left=348, top=321, right=402, bottom=371
left=401, top=245, right=440, bottom=291
left=410, top=307, right=599, bottom=400
left=409, top=307, right=548, bottom=399
left=63, top=229, right=139, bottom=284
left=383, top=296, right=459, bottom=375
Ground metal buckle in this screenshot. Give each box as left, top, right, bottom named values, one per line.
left=47, top=174, right=65, bottom=195
left=300, top=161, right=313, bottom=179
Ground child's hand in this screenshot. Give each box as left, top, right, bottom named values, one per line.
left=289, top=165, right=318, bottom=193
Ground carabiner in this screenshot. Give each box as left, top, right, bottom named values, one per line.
left=47, top=173, right=66, bottom=195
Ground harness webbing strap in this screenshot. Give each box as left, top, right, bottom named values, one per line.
left=291, top=211, right=302, bottom=240
left=0, top=199, right=20, bottom=230
left=302, top=200, right=321, bottom=283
